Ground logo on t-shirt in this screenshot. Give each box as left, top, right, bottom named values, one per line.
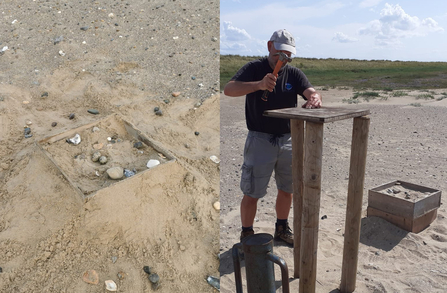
left=285, top=83, right=293, bottom=91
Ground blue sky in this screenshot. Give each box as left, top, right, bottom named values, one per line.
left=220, top=0, right=447, bottom=61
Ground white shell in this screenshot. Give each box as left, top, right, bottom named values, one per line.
left=147, top=159, right=160, bottom=169
left=105, top=280, right=117, bottom=291
left=210, top=155, right=220, bottom=164
left=68, top=134, right=81, bottom=145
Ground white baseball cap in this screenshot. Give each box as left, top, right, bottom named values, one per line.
left=269, top=29, right=296, bottom=55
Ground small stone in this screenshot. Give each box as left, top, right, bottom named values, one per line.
left=180, top=245, right=186, bottom=251
left=25, top=119, right=32, bottom=126
left=149, top=273, right=160, bottom=284
left=191, top=76, right=196, bottom=80
left=54, top=36, right=64, bottom=45
left=41, top=92, right=49, bottom=98
left=155, top=110, right=163, bottom=116
left=117, top=271, right=125, bottom=280
left=147, top=159, right=160, bottom=169
left=92, top=127, right=100, bottom=132
left=68, top=113, right=75, bottom=120
left=154, top=107, right=160, bottom=112
left=211, top=37, right=218, bottom=42
left=23, top=100, right=30, bottom=104
left=194, top=131, right=199, bottom=136
left=124, top=169, right=136, bottom=178
left=82, top=270, right=99, bottom=285
left=66, top=134, right=81, bottom=145
left=99, top=156, right=108, bottom=164
left=321, top=215, right=327, bottom=220
left=88, top=109, right=99, bottom=115
left=133, top=141, right=144, bottom=149
left=92, top=151, right=101, bottom=162
left=213, top=201, right=220, bottom=211
left=111, top=256, right=117, bottom=263
left=163, top=99, right=170, bottom=104
left=51, top=122, right=57, bottom=127
left=24, top=127, right=32, bottom=138
left=143, top=266, right=151, bottom=275
left=172, top=91, right=181, bottom=97
left=80, top=26, right=89, bottom=31
left=105, top=280, right=117, bottom=291
left=194, top=102, right=202, bottom=108
left=106, top=167, right=124, bottom=179
left=93, top=143, right=103, bottom=150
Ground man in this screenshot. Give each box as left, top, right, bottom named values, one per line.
left=223, top=29, right=322, bottom=245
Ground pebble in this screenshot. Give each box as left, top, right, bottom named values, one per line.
left=105, top=280, right=117, bottom=291
left=68, top=113, right=75, bottom=120
left=54, top=36, right=64, bottom=45
left=154, top=107, right=160, bottom=112
left=80, top=26, right=89, bottom=31
left=321, top=215, right=328, bottom=220
left=66, top=134, right=81, bottom=145
left=25, top=119, right=32, bottom=126
left=41, top=92, right=49, bottom=98
left=143, top=266, right=151, bottom=275
left=211, top=37, right=218, bottom=42
left=111, top=256, right=117, bottom=263
left=155, top=110, right=163, bottom=116
left=0, top=267, right=2, bottom=273
left=147, top=159, right=160, bottom=169
left=88, top=109, right=99, bottom=115
left=172, top=91, right=181, bottom=97
left=163, top=99, right=170, bottom=104
left=117, top=271, right=126, bottom=280
left=124, top=169, right=136, bottom=178
left=92, top=127, right=100, bottom=132
left=107, top=167, right=124, bottom=179
left=133, top=141, right=144, bottom=149
left=149, top=273, right=160, bottom=284
left=82, top=270, right=99, bottom=285
left=51, top=122, right=57, bottom=127
left=194, top=131, right=199, bottom=136
left=213, top=201, right=220, bottom=211
left=99, top=156, right=108, bottom=165
left=210, top=155, right=220, bottom=164
left=206, top=276, right=220, bottom=290
left=91, top=152, right=101, bottom=162
left=24, top=127, right=32, bottom=138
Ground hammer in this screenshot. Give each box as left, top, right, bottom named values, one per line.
left=261, top=52, right=292, bottom=101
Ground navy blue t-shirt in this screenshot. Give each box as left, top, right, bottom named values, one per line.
left=231, top=57, right=312, bottom=134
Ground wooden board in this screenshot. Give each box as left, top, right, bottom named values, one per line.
left=263, top=107, right=370, bottom=123
left=367, top=207, right=438, bottom=233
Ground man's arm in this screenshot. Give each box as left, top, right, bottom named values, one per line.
left=223, top=73, right=277, bottom=97
left=302, top=88, right=322, bottom=109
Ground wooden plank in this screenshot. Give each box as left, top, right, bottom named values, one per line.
left=367, top=207, right=437, bottom=233
left=290, top=119, right=304, bottom=278
left=368, top=191, right=414, bottom=218
left=340, top=116, right=370, bottom=293
left=413, top=191, right=441, bottom=218
left=299, top=121, right=323, bottom=293
left=264, top=107, right=370, bottom=123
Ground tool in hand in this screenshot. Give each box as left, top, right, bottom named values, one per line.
left=261, top=52, right=292, bottom=101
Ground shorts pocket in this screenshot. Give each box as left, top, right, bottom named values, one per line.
left=240, top=164, right=253, bottom=195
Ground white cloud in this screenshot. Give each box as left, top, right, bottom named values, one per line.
left=222, top=21, right=251, bottom=42
left=359, top=3, right=444, bottom=46
left=332, top=32, right=359, bottom=43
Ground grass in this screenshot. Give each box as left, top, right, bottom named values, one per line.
left=416, top=94, right=435, bottom=100
left=409, top=103, right=423, bottom=107
left=392, top=91, right=408, bottom=97
left=220, top=55, right=447, bottom=91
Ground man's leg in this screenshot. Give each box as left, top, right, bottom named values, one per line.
left=276, top=189, right=292, bottom=220
left=241, top=194, right=259, bottom=227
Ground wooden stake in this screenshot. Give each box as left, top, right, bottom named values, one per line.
left=299, top=121, right=324, bottom=293
left=340, top=116, right=370, bottom=293
left=291, top=119, right=304, bottom=278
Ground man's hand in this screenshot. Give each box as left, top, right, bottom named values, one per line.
left=302, top=88, right=322, bottom=109
left=260, top=73, right=277, bottom=92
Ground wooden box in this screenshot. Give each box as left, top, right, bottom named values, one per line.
left=367, top=180, right=441, bottom=233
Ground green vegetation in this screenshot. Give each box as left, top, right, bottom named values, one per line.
left=409, top=103, right=423, bottom=107
left=220, top=55, right=447, bottom=91
left=416, top=94, right=435, bottom=100
left=392, top=91, right=408, bottom=97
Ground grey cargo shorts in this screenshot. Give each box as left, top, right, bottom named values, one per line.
left=240, top=130, right=293, bottom=198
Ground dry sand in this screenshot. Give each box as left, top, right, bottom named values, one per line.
left=220, top=88, right=447, bottom=292
left=0, top=0, right=220, bottom=292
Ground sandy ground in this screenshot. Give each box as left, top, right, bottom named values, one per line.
left=0, top=0, right=220, bottom=292
left=220, top=88, right=447, bottom=292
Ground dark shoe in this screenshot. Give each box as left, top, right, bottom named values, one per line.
left=274, top=223, right=293, bottom=246
left=240, top=229, right=254, bottom=242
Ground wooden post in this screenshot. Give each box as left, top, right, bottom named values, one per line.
left=290, top=119, right=304, bottom=278
left=340, top=116, right=370, bottom=293
left=299, top=121, right=324, bottom=293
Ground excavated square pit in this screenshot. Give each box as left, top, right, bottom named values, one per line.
left=38, top=114, right=175, bottom=199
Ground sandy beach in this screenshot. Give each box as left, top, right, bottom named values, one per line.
left=0, top=0, right=220, bottom=292
left=220, top=88, right=447, bottom=293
